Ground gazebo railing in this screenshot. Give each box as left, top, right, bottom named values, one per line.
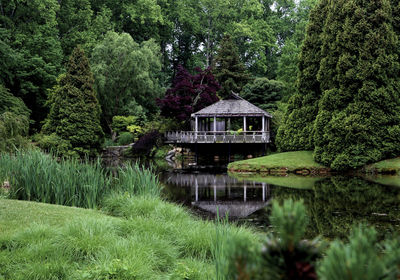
left=164, top=131, right=270, bottom=144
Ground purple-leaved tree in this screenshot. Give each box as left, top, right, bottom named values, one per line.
left=157, top=65, right=220, bottom=127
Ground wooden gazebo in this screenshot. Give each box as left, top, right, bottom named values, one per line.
left=165, top=93, right=272, bottom=144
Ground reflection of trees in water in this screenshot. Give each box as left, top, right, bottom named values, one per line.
left=271, top=186, right=318, bottom=239
left=272, top=177, right=400, bottom=239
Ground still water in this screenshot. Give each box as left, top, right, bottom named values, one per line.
left=160, top=170, right=400, bottom=239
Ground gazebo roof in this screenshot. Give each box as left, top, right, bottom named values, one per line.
left=191, top=92, right=272, bottom=118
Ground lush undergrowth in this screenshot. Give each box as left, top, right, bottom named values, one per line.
left=0, top=150, right=161, bottom=208
left=0, top=196, right=259, bottom=280
left=228, top=151, right=328, bottom=174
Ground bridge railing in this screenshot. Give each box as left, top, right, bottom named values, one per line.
left=164, top=131, right=270, bottom=143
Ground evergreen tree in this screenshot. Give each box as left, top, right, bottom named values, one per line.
left=241, top=78, right=284, bottom=111
left=213, top=35, right=251, bottom=99
left=276, top=0, right=328, bottom=152
left=43, top=46, right=104, bottom=157
left=314, top=0, right=400, bottom=170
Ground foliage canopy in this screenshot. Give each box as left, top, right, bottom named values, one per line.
left=157, top=65, right=219, bottom=125
left=91, top=31, right=162, bottom=133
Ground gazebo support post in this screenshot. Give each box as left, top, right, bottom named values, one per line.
left=213, top=116, right=217, bottom=132
left=243, top=116, right=247, bottom=133
left=262, top=116, right=265, bottom=141
left=195, top=116, right=198, bottom=139
left=213, top=116, right=217, bottom=141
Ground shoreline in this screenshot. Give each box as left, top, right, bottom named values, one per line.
left=228, top=151, right=400, bottom=176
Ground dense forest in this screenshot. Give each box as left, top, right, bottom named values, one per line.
left=2, top=0, right=400, bottom=170
left=0, top=0, right=315, bottom=124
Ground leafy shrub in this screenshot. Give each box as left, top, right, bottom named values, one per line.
left=111, top=116, right=139, bottom=134
left=0, top=111, right=30, bottom=152
left=142, top=117, right=181, bottom=134
left=0, top=84, right=30, bottom=119
left=33, top=133, right=77, bottom=158
left=0, top=81, right=30, bottom=153
left=112, top=115, right=143, bottom=142
left=129, top=130, right=162, bottom=157
left=126, top=124, right=143, bottom=138
left=117, top=132, right=134, bottom=146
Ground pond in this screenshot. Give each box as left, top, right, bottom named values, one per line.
left=159, top=168, right=400, bottom=240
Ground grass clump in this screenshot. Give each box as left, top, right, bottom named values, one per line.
left=228, top=151, right=328, bottom=174
left=114, top=164, right=161, bottom=197
left=0, top=196, right=260, bottom=280
left=0, top=150, right=108, bottom=208
left=0, top=149, right=161, bottom=208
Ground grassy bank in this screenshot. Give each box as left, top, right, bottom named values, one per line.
left=364, top=157, right=400, bottom=174
left=229, top=151, right=400, bottom=176
left=0, top=197, right=259, bottom=280
left=228, top=151, right=330, bottom=175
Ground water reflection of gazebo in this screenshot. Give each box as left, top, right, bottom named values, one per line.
left=165, top=173, right=271, bottom=218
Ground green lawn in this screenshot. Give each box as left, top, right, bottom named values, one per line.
left=0, top=197, right=259, bottom=280
left=228, top=151, right=328, bottom=173
left=365, top=157, right=400, bottom=174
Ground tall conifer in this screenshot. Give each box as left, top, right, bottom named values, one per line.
left=276, top=0, right=328, bottom=152
left=213, top=35, right=251, bottom=99
left=314, top=0, right=400, bottom=170
left=43, top=46, right=104, bottom=157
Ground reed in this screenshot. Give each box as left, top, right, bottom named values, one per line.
left=114, top=163, right=162, bottom=197
left=0, top=150, right=161, bottom=208
left=213, top=209, right=230, bottom=280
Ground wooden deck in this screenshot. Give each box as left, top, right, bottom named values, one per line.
left=164, top=131, right=271, bottom=144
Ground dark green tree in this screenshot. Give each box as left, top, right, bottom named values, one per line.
left=58, top=0, right=93, bottom=57
left=43, top=46, right=104, bottom=157
left=0, top=84, right=30, bottom=152
left=0, top=0, right=63, bottom=129
left=241, top=78, right=284, bottom=111
left=91, top=32, right=162, bottom=134
left=314, top=0, right=400, bottom=170
left=213, top=35, right=251, bottom=99
left=0, top=84, right=30, bottom=119
left=276, top=0, right=328, bottom=152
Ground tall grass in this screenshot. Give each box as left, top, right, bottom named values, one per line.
left=114, top=164, right=162, bottom=197
left=0, top=149, right=161, bottom=208
left=213, top=209, right=230, bottom=280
